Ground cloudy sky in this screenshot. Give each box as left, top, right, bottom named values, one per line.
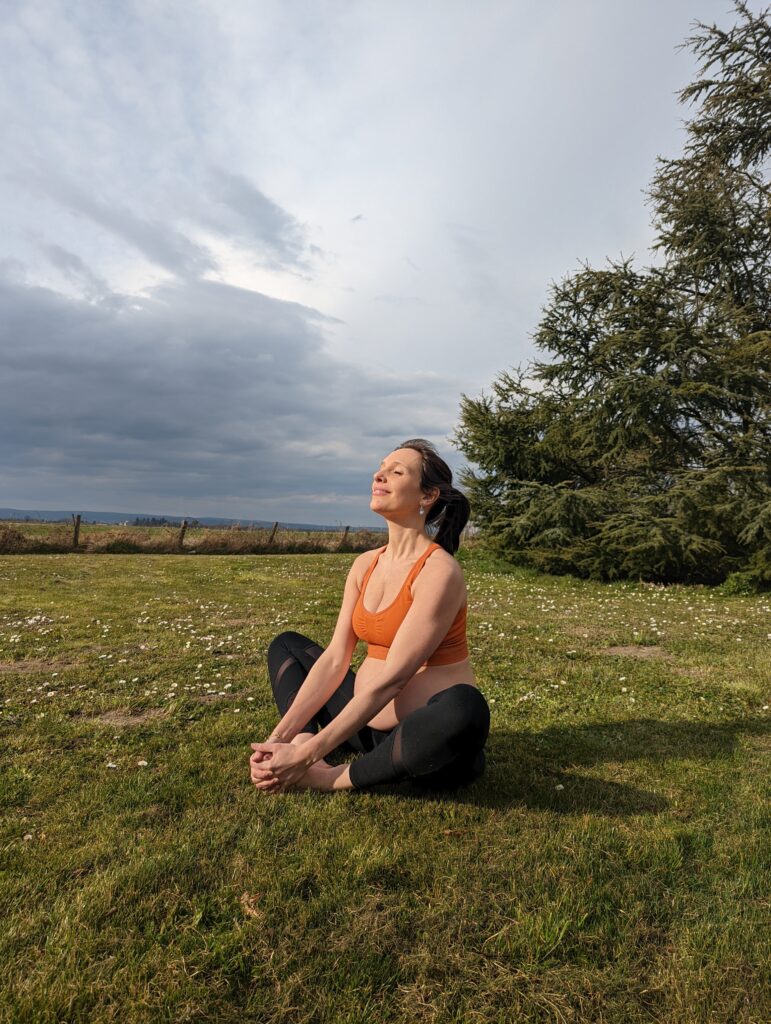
left=0, top=0, right=753, bottom=525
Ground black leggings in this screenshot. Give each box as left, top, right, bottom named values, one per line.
left=266, top=630, right=491, bottom=790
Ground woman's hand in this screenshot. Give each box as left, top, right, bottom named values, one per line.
left=249, top=744, right=277, bottom=790
left=249, top=741, right=311, bottom=793
left=249, top=735, right=284, bottom=790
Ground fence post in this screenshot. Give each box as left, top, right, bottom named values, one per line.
left=268, top=522, right=279, bottom=544
left=71, top=513, right=81, bottom=549
left=177, top=519, right=188, bottom=550
left=340, top=525, right=350, bottom=547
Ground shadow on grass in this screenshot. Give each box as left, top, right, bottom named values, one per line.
left=347, top=716, right=770, bottom=815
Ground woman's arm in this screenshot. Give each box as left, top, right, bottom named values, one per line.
left=268, top=554, right=366, bottom=741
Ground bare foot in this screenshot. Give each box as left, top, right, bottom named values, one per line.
left=293, top=760, right=348, bottom=792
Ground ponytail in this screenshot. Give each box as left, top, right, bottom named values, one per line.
left=398, top=438, right=471, bottom=555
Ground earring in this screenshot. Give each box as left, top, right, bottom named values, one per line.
left=419, top=506, right=425, bottom=516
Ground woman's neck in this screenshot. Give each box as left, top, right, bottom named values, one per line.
left=382, top=532, right=433, bottom=562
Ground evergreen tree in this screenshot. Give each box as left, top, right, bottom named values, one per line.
left=454, top=1, right=770, bottom=587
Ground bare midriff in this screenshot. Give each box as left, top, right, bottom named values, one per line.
left=354, top=654, right=477, bottom=731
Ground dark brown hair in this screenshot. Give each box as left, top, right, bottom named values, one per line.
left=398, top=438, right=471, bottom=555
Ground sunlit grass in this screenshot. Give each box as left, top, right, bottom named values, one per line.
left=1, top=549, right=768, bottom=1022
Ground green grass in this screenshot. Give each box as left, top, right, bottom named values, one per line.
left=1, top=550, right=769, bottom=1023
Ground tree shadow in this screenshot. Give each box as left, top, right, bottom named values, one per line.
left=353, top=716, right=769, bottom=816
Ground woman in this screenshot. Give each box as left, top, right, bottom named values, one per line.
left=249, top=438, right=490, bottom=794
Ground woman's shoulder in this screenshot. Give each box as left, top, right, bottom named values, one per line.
left=412, top=544, right=466, bottom=608
left=350, top=545, right=385, bottom=582
left=359, top=544, right=386, bottom=563
left=422, top=543, right=466, bottom=585
left=428, top=541, right=463, bottom=567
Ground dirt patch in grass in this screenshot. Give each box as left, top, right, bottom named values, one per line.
left=0, top=657, right=77, bottom=674
left=600, top=645, right=675, bottom=660
left=565, top=624, right=608, bottom=640
left=84, top=708, right=169, bottom=727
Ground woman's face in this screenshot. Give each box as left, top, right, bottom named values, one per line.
left=371, top=448, right=425, bottom=515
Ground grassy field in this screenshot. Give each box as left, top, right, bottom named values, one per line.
left=1, top=548, right=769, bottom=1023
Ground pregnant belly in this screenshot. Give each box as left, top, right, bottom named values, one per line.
left=354, top=656, right=478, bottom=731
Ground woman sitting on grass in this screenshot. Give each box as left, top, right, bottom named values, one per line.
left=249, top=438, right=490, bottom=794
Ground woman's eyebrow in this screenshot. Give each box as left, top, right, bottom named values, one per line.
left=379, top=460, right=407, bottom=467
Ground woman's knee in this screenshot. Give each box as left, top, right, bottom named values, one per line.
left=429, top=684, right=490, bottom=742
left=267, top=630, right=317, bottom=667
left=268, top=631, right=306, bottom=686
left=267, top=631, right=324, bottom=692
left=268, top=630, right=312, bottom=657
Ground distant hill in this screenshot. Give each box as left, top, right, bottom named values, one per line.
left=0, top=507, right=384, bottom=533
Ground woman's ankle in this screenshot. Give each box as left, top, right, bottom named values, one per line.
left=329, top=764, right=353, bottom=790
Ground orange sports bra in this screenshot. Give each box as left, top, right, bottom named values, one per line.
left=351, top=542, right=469, bottom=667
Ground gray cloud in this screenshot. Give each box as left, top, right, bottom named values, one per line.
left=0, top=268, right=465, bottom=522
left=205, top=168, right=312, bottom=271
left=36, top=176, right=217, bottom=278
left=14, top=166, right=321, bottom=282
left=41, top=244, right=115, bottom=304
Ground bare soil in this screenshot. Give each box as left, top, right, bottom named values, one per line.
left=0, top=657, right=77, bottom=674
left=86, top=708, right=169, bottom=727
left=599, top=645, right=675, bottom=660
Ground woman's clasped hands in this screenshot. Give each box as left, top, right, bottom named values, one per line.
left=249, top=738, right=310, bottom=793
